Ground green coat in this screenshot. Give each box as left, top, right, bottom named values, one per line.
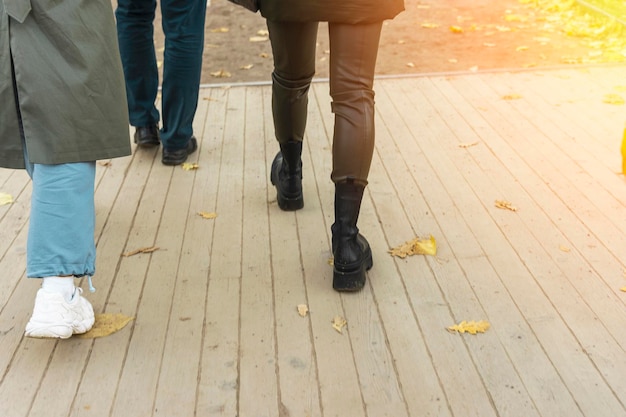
left=258, top=0, right=404, bottom=23
left=0, top=0, right=131, bottom=169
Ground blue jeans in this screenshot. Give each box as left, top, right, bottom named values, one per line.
left=115, top=0, right=207, bottom=151
left=23, top=149, right=96, bottom=278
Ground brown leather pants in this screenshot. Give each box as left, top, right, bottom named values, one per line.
left=267, top=20, right=383, bottom=186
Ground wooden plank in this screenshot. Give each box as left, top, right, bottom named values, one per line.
left=70, top=132, right=175, bottom=416
left=429, top=73, right=626, bottom=416
left=195, top=86, right=245, bottom=416
left=262, top=86, right=323, bottom=417
left=236, top=86, right=281, bottom=417
left=149, top=91, right=212, bottom=417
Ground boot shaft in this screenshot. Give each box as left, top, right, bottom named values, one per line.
left=332, top=181, right=365, bottom=262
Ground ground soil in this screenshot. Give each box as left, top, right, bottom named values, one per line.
left=134, top=0, right=620, bottom=84
left=193, top=0, right=612, bottom=84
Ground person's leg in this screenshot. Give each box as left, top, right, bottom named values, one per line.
left=20, top=127, right=96, bottom=338
left=266, top=20, right=318, bottom=210
left=115, top=0, right=161, bottom=146
left=327, top=21, right=383, bottom=291
left=159, top=0, right=207, bottom=152
left=23, top=157, right=97, bottom=338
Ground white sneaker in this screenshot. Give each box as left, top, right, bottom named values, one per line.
left=25, top=288, right=95, bottom=339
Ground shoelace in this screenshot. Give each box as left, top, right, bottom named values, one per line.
left=87, top=276, right=96, bottom=293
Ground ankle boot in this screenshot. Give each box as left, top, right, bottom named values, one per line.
left=331, top=181, right=373, bottom=291
left=270, top=140, right=304, bottom=211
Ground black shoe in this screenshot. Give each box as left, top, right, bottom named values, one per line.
left=270, top=141, right=304, bottom=211
left=331, top=181, right=373, bottom=292
left=162, top=136, right=198, bottom=166
left=134, top=125, right=160, bottom=147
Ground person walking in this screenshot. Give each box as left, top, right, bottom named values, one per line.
left=229, top=0, right=404, bottom=291
left=115, top=0, right=207, bottom=166
left=1, top=0, right=131, bottom=337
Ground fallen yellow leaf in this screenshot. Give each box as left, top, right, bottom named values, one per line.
left=332, top=316, right=347, bottom=333
left=620, top=287, right=626, bottom=292
left=182, top=162, right=199, bottom=171
left=502, top=93, right=522, bottom=100
left=98, top=160, right=112, bottom=167
left=516, top=45, right=529, bottom=52
left=388, top=235, right=437, bottom=258
left=210, top=27, right=229, bottom=33
left=0, top=192, right=14, bottom=206
left=603, top=94, right=624, bottom=105
left=459, top=141, right=479, bottom=148
left=447, top=320, right=490, bottom=335
left=198, top=211, right=218, bottom=219
left=210, top=70, right=231, bottom=78
left=421, top=22, right=439, bottom=28
left=240, top=64, right=254, bottom=70
left=75, top=314, right=134, bottom=338
left=122, top=246, right=160, bottom=257
left=559, top=245, right=571, bottom=252
left=449, top=25, right=464, bottom=33
left=249, top=36, right=268, bottom=42
left=495, top=200, right=517, bottom=211
left=297, top=304, right=309, bottom=317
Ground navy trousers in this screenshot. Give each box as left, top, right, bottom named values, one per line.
left=115, top=0, right=206, bottom=151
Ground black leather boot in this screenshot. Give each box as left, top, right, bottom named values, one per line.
left=331, top=181, right=373, bottom=291
left=270, top=140, right=304, bottom=211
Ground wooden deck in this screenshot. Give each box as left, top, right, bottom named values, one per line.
left=1, top=65, right=626, bottom=417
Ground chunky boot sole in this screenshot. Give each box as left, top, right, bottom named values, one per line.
left=333, top=235, right=373, bottom=292
left=270, top=152, right=304, bottom=211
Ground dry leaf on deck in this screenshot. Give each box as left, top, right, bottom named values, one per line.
left=516, top=45, right=529, bottom=52
left=495, top=200, right=517, bottom=211
left=332, top=316, right=347, bottom=333
left=449, top=25, right=463, bottom=33
left=0, top=192, right=14, bottom=206
left=388, top=235, right=437, bottom=258
left=620, top=287, right=626, bottom=292
left=447, top=320, right=490, bottom=335
left=210, top=70, right=231, bottom=78
left=297, top=304, right=309, bottom=317
left=249, top=36, right=268, bottom=42
left=240, top=64, right=254, bottom=70
left=98, top=160, right=112, bottom=167
left=210, top=27, right=229, bottom=33
left=75, top=314, right=134, bottom=338
left=421, top=22, right=439, bottom=28
left=603, top=94, right=624, bottom=105
left=502, top=93, right=522, bottom=100
left=559, top=245, right=571, bottom=252
left=198, top=211, right=218, bottom=219
left=459, top=141, right=479, bottom=148
left=182, top=162, right=199, bottom=171
left=122, top=246, right=160, bottom=257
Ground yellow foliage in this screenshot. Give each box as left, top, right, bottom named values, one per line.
left=182, top=162, right=199, bottom=171
left=389, top=236, right=437, bottom=258
left=332, top=316, right=347, bottom=333
left=198, top=211, right=218, bottom=219
left=447, top=320, right=491, bottom=335
left=76, top=314, right=134, bottom=338
left=0, top=192, right=13, bottom=206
